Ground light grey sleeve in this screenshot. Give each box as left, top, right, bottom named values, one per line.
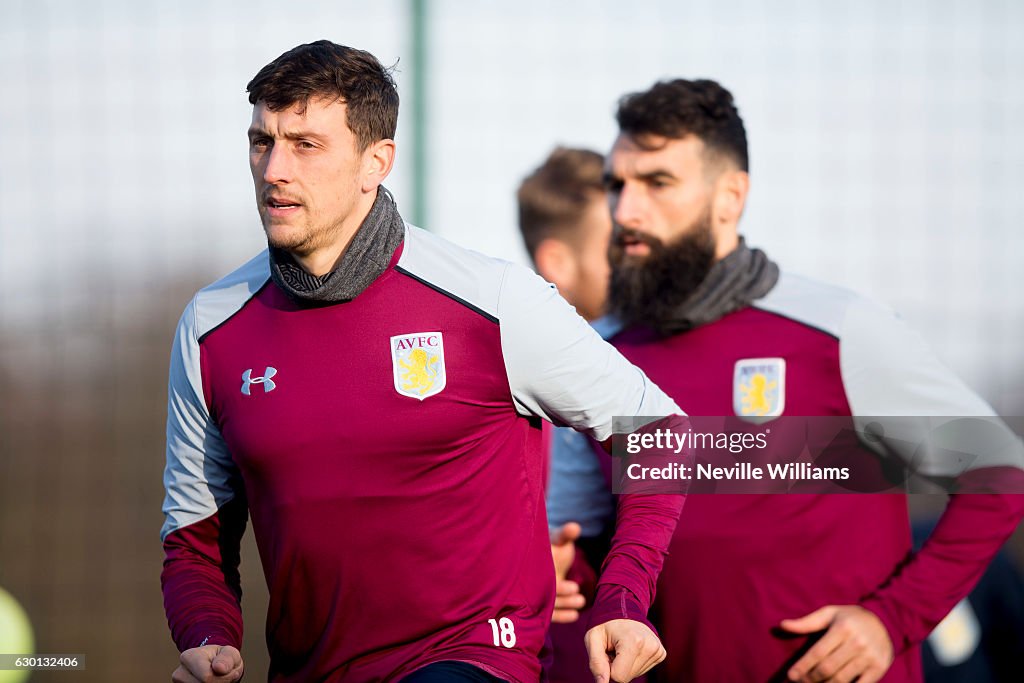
left=839, top=296, right=1024, bottom=477
left=161, top=300, right=240, bottom=542
left=498, top=263, right=683, bottom=441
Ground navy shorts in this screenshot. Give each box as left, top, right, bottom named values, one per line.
left=401, top=660, right=506, bottom=682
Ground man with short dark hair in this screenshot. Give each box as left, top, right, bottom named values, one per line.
left=554, top=78, right=1024, bottom=683
left=516, top=147, right=617, bottom=549
left=161, top=41, right=684, bottom=683
left=517, top=147, right=611, bottom=325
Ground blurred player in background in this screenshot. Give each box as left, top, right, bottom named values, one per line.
left=552, top=78, right=1024, bottom=683
left=912, top=520, right=1024, bottom=683
left=516, top=147, right=620, bottom=683
left=516, top=147, right=617, bottom=541
left=517, top=147, right=612, bottom=325
left=160, top=41, right=687, bottom=683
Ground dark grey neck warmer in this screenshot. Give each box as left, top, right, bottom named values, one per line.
left=656, top=238, right=779, bottom=335
left=269, top=188, right=405, bottom=305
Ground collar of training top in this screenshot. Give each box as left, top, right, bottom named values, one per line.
left=268, top=187, right=406, bottom=306
left=653, top=237, right=780, bottom=335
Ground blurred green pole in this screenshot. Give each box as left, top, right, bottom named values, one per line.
left=410, top=0, right=428, bottom=229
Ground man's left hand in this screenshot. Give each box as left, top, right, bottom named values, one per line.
left=585, top=619, right=666, bottom=683
left=780, top=605, right=894, bottom=683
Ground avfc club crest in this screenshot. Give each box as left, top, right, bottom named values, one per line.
left=390, top=332, right=446, bottom=400
left=733, top=357, right=786, bottom=422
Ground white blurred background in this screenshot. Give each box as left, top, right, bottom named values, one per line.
left=3, top=0, right=1023, bottom=407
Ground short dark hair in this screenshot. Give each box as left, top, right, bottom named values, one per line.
left=517, top=147, right=606, bottom=259
left=246, top=40, right=399, bottom=151
left=616, top=79, right=748, bottom=172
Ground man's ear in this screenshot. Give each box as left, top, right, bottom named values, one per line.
left=361, top=139, right=396, bottom=192
left=533, top=238, right=578, bottom=295
left=712, top=168, right=749, bottom=228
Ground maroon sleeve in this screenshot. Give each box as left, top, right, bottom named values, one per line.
left=588, top=584, right=656, bottom=634
left=861, top=467, right=1024, bottom=653
left=161, top=496, right=247, bottom=652
left=588, top=492, right=685, bottom=630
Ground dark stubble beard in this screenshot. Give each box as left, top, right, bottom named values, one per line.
left=608, top=206, right=716, bottom=334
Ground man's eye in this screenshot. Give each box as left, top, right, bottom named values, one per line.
left=297, top=140, right=317, bottom=150
left=251, top=138, right=271, bottom=150
left=604, top=179, right=624, bottom=193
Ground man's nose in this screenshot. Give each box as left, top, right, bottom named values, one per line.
left=262, top=144, right=293, bottom=184
left=612, top=184, right=644, bottom=230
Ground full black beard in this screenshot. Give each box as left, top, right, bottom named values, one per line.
left=608, top=209, right=716, bottom=334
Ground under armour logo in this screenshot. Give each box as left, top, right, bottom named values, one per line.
left=241, top=367, right=277, bottom=395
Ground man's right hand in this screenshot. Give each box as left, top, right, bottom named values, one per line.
left=551, top=522, right=587, bottom=623
left=172, top=644, right=244, bottom=683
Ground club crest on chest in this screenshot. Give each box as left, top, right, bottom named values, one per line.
left=733, top=357, right=785, bottom=421
left=391, top=332, right=446, bottom=400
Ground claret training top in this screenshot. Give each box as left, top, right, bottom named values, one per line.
left=161, top=223, right=684, bottom=682
left=610, top=272, right=1024, bottom=683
